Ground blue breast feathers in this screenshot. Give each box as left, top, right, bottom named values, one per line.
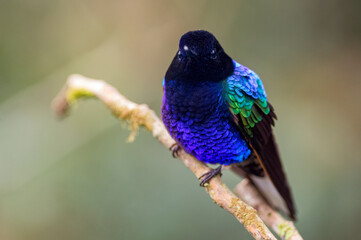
left=162, top=79, right=251, bottom=165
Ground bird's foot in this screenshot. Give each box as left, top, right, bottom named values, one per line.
left=199, top=165, right=223, bottom=187
left=169, top=143, right=182, bottom=158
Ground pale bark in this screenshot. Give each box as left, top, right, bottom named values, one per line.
left=52, top=74, right=303, bottom=240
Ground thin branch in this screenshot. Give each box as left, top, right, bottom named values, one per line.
left=52, top=74, right=301, bottom=240
left=235, top=179, right=302, bottom=240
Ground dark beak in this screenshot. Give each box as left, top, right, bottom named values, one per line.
left=186, top=49, right=198, bottom=58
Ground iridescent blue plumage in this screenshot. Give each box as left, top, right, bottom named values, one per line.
left=162, top=60, right=271, bottom=165
left=161, top=30, right=296, bottom=220
left=162, top=74, right=251, bottom=165
left=228, top=61, right=267, bottom=100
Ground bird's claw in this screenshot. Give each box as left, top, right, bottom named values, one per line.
left=169, top=143, right=182, bottom=158
left=199, top=165, right=223, bottom=187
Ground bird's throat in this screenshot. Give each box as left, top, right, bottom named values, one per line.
left=164, top=80, right=225, bottom=112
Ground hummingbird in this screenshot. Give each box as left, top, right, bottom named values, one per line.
left=161, top=30, right=296, bottom=220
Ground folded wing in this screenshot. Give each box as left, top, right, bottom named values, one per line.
left=224, top=61, right=296, bottom=220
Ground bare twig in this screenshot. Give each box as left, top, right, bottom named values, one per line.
left=52, top=74, right=302, bottom=240
left=235, top=179, right=302, bottom=240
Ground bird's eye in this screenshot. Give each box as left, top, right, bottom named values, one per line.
left=210, top=49, right=217, bottom=59
left=178, top=50, right=185, bottom=60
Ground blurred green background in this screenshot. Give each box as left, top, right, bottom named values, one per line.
left=0, top=0, right=360, bottom=239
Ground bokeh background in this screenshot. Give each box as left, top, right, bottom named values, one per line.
left=0, top=0, right=360, bottom=239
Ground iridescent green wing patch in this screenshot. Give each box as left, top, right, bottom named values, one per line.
left=225, top=60, right=271, bottom=137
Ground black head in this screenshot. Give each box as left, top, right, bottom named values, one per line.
left=165, top=30, right=234, bottom=83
